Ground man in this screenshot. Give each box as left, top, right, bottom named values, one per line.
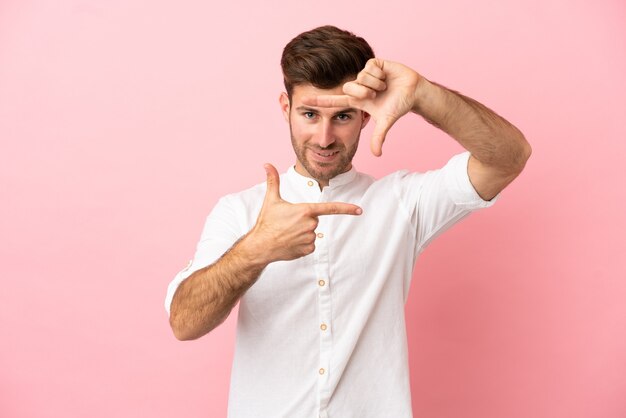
left=165, top=25, right=531, bottom=418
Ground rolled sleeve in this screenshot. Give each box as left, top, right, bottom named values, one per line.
left=164, top=196, right=243, bottom=316
left=443, top=151, right=499, bottom=208
left=389, top=151, right=499, bottom=256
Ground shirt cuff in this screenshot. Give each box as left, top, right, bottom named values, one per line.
left=444, top=151, right=499, bottom=209
left=164, top=260, right=200, bottom=316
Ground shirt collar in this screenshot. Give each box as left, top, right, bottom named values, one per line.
left=286, top=165, right=358, bottom=189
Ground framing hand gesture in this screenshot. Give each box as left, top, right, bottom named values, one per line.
left=302, top=58, right=422, bottom=156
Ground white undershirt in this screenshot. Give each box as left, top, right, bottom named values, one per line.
left=165, top=151, right=497, bottom=418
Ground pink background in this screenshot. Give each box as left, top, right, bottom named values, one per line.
left=1, top=0, right=625, bottom=417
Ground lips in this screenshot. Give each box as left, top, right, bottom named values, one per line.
left=316, top=150, right=338, bottom=157
left=310, top=148, right=339, bottom=162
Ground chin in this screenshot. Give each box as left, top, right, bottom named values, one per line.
left=307, top=161, right=347, bottom=181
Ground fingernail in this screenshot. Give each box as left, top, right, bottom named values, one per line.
left=355, top=208, right=362, bottom=215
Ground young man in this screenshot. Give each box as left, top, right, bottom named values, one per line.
left=165, top=25, right=531, bottom=418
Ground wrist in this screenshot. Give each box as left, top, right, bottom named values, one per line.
left=235, top=229, right=274, bottom=268
left=411, top=76, right=434, bottom=115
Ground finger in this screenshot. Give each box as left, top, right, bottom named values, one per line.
left=343, top=81, right=377, bottom=100
left=308, top=202, right=363, bottom=216
left=301, top=94, right=352, bottom=108
left=370, top=116, right=395, bottom=157
left=263, top=163, right=281, bottom=202
left=364, top=58, right=386, bottom=80
left=356, top=71, right=387, bottom=92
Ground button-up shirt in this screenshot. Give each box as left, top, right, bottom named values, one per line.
left=165, top=151, right=497, bottom=417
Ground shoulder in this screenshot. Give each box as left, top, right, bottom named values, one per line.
left=213, top=168, right=293, bottom=217
left=372, top=152, right=470, bottom=185
left=366, top=167, right=426, bottom=193
left=366, top=152, right=497, bottom=207
left=215, top=178, right=267, bottom=219
left=221, top=180, right=265, bottom=205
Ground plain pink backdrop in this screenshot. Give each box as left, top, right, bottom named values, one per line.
left=1, top=0, right=625, bottom=417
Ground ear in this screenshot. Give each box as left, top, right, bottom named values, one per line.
left=279, top=92, right=290, bottom=123
left=360, top=111, right=371, bottom=129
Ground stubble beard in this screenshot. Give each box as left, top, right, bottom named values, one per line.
left=289, top=125, right=360, bottom=183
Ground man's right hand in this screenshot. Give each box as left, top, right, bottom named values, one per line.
left=247, top=163, right=362, bottom=263
left=170, top=165, right=361, bottom=340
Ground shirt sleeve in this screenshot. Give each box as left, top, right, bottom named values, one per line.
left=164, top=195, right=243, bottom=316
left=392, top=151, right=499, bottom=256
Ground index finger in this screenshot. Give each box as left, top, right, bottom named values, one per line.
left=308, top=202, right=363, bottom=216
left=301, top=94, right=352, bottom=108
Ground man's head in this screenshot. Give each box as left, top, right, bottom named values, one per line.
left=281, top=25, right=375, bottom=101
left=279, top=25, right=375, bottom=187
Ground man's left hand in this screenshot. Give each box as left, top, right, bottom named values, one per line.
left=302, top=58, right=422, bottom=156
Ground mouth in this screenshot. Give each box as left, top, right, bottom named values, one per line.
left=315, top=150, right=338, bottom=157
left=310, top=149, right=340, bottom=163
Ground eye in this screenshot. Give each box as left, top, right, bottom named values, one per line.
left=336, top=113, right=351, bottom=121
left=303, top=112, right=316, bottom=119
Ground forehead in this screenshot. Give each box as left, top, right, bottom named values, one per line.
left=290, top=83, right=356, bottom=115
left=292, top=83, right=344, bottom=98
left=290, top=83, right=344, bottom=104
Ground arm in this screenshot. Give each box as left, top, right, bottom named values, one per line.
left=302, top=58, right=531, bottom=200
left=411, top=78, right=531, bottom=201
left=169, top=164, right=362, bottom=341
left=169, top=233, right=268, bottom=341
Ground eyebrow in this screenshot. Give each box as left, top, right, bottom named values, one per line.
left=295, top=106, right=358, bottom=115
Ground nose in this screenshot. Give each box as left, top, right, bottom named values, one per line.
left=316, top=119, right=336, bottom=148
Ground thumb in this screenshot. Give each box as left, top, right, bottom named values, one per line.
left=263, top=163, right=282, bottom=202
left=370, top=116, right=395, bottom=157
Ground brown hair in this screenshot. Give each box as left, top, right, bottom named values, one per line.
left=281, top=25, right=375, bottom=100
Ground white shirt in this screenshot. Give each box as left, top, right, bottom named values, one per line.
left=165, top=151, right=497, bottom=418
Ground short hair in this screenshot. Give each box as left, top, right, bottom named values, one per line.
left=280, top=25, right=375, bottom=100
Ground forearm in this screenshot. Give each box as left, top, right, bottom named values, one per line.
left=412, top=78, right=531, bottom=171
left=169, top=233, right=268, bottom=341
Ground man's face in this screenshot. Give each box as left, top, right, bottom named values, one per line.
left=280, top=83, right=370, bottom=187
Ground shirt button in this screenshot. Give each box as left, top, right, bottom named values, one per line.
left=307, top=180, right=314, bottom=187
left=319, top=368, right=325, bottom=375
left=318, top=279, right=326, bottom=287
left=320, top=323, right=327, bottom=331
left=317, top=232, right=324, bottom=239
